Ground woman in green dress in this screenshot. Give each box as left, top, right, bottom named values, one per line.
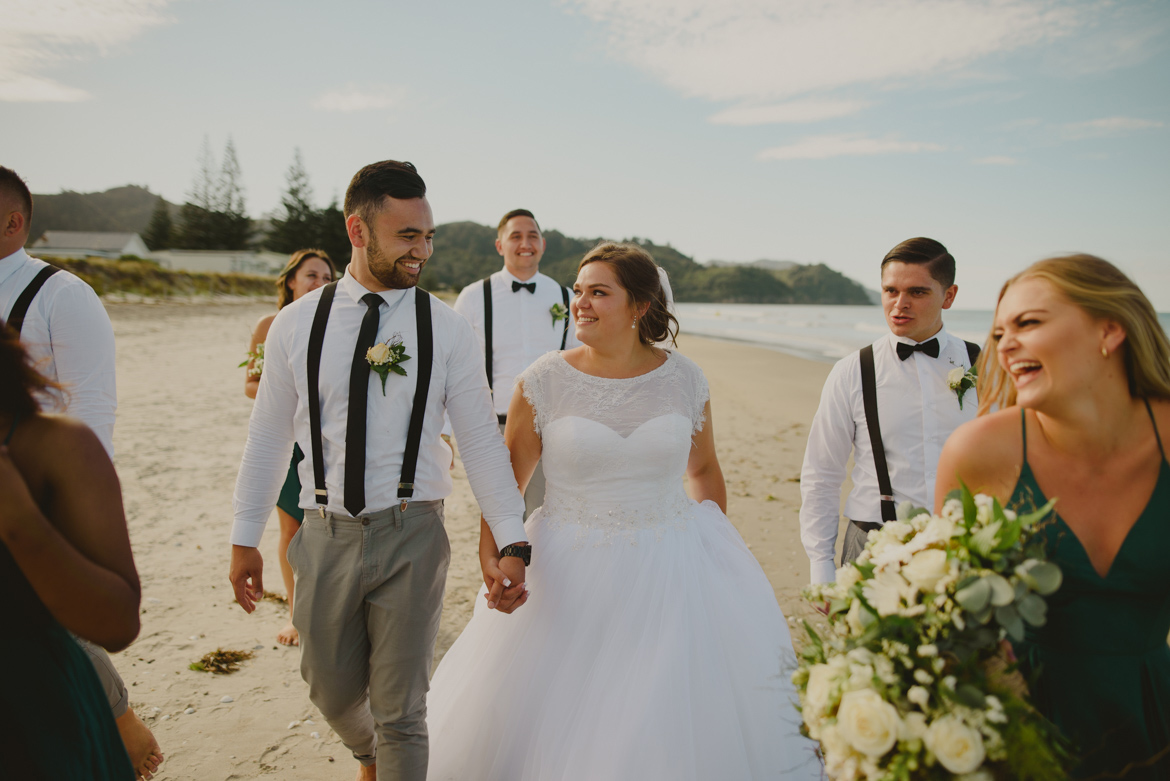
left=0, top=320, right=141, bottom=779
left=936, top=254, right=1170, bottom=778
left=244, top=248, right=335, bottom=646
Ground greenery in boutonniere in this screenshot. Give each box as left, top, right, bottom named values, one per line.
left=366, top=335, right=411, bottom=395
left=549, top=302, right=569, bottom=327
left=239, top=342, right=264, bottom=377
left=947, top=362, right=978, bottom=410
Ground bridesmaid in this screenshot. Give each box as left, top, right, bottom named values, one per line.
left=244, top=248, right=335, bottom=646
left=936, top=254, right=1170, bottom=778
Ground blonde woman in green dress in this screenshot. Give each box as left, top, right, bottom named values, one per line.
left=936, top=254, right=1170, bottom=779
left=244, top=249, right=335, bottom=646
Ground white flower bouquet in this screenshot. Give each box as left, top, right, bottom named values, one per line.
left=239, top=342, right=264, bottom=377
left=794, top=486, right=1075, bottom=779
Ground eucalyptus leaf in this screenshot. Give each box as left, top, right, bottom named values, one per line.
left=956, top=684, right=987, bottom=708
left=996, top=604, right=1025, bottom=642
left=985, top=573, right=1015, bottom=606
left=973, top=604, right=995, bottom=625
left=1017, top=593, right=1048, bottom=626
left=1017, top=560, right=1063, bottom=595
left=955, top=578, right=991, bottom=613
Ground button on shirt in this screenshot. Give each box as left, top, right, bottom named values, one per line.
left=231, top=272, right=526, bottom=549
left=799, top=329, right=977, bottom=584
left=452, top=269, right=581, bottom=416
left=0, top=248, right=117, bottom=456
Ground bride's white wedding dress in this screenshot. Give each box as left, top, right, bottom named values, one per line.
left=426, top=351, right=822, bottom=780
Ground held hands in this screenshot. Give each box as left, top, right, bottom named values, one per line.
left=229, top=545, right=265, bottom=613
left=480, top=546, right=528, bottom=614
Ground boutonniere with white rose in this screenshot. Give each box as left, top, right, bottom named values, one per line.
left=366, top=334, right=411, bottom=396
left=947, top=362, right=978, bottom=410
left=549, top=302, right=569, bottom=328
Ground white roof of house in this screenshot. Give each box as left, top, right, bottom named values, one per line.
left=33, top=231, right=141, bottom=251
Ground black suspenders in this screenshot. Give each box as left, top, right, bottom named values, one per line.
left=306, top=283, right=435, bottom=516
left=860, top=339, right=981, bottom=523
left=6, top=266, right=61, bottom=335
left=482, top=278, right=493, bottom=390
left=481, top=276, right=573, bottom=389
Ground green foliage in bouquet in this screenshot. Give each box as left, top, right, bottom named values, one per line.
left=793, top=484, right=1076, bottom=780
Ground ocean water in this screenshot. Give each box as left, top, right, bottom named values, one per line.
left=674, top=303, right=1170, bottom=364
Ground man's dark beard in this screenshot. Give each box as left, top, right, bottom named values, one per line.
left=367, top=230, right=422, bottom=289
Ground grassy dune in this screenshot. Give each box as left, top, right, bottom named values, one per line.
left=39, top=256, right=277, bottom=299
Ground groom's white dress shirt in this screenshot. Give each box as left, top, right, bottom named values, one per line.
left=232, top=271, right=526, bottom=549
left=799, top=328, right=977, bottom=584
left=452, top=269, right=581, bottom=417
left=0, top=248, right=117, bottom=456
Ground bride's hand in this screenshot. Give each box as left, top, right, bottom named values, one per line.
left=481, top=552, right=528, bottom=613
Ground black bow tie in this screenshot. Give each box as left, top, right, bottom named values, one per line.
left=512, top=281, right=536, bottom=293
left=897, top=338, right=940, bottom=361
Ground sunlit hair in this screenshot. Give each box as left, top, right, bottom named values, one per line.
left=275, top=249, right=335, bottom=309
left=578, top=242, right=679, bottom=347
left=977, top=254, right=1170, bottom=416
left=0, top=319, right=62, bottom=418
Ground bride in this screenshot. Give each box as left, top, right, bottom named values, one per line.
left=426, top=243, right=821, bottom=780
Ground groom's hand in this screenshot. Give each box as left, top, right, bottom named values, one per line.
left=484, top=555, right=527, bottom=613
left=229, top=545, right=265, bottom=613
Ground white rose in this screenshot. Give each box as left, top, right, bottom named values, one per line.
left=923, top=514, right=956, bottom=542
left=804, top=663, right=835, bottom=718
left=902, top=549, right=950, bottom=592
left=948, top=366, right=966, bottom=389
left=836, top=689, right=901, bottom=757
left=926, top=715, right=986, bottom=774
left=367, top=343, right=392, bottom=364
left=883, top=520, right=913, bottom=541
left=863, top=570, right=911, bottom=617
left=836, top=564, right=862, bottom=591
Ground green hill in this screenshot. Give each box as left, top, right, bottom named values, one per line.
left=30, top=185, right=176, bottom=237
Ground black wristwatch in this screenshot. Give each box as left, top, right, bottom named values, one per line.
left=499, top=543, right=531, bottom=566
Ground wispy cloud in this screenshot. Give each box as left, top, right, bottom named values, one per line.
left=563, top=0, right=1097, bottom=104
left=974, top=155, right=1019, bottom=165
left=312, top=85, right=405, bottom=113
left=709, top=99, right=869, bottom=126
left=0, top=0, right=172, bottom=103
left=758, top=134, right=944, bottom=161
left=1062, top=116, right=1164, bottom=140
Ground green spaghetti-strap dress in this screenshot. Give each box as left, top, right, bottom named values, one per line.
left=0, top=414, right=135, bottom=780
left=1010, top=403, right=1170, bottom=779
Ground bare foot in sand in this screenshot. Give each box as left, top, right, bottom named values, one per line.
left=116, top=708, right=164, bottom=779
left=277, top=621, right=299, bottom=646
left=357, top=762, right=376, bottom=780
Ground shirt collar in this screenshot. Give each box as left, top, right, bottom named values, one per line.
left=338, top=268, right=411, bottom=308
left=891, top=326, right=951, bottom=351
left=0, top=247, right=30, bottom=288
left=498, top=268, right=540, bottom=287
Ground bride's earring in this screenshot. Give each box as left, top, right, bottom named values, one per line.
left=632, top=317, right=637, bottom=330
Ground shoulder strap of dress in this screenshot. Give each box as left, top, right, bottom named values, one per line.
left=1019, top=407, right=1029, bottom=467
left=1144, top=398, right=1166, bottom=462
left=3, top=411, right=23, bottom=446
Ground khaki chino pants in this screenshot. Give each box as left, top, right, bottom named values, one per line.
left=288, top=501, right=449, bottom=781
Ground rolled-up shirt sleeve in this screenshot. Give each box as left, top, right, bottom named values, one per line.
left=444, top=317, right=527, bottom=550
left=231, top=309, right=298, bottom=547
left=800, top=360, right=857, bottom=585
left=49, top=282, right=118, bottom=457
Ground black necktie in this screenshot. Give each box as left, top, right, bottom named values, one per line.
left=896, top=338, right=940, bottom=361
left=512, top=280, right=536, bottom=293
left=344, top=293, right=383, bottom=516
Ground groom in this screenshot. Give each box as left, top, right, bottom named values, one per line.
left=229, top=160, right=529, bottom=781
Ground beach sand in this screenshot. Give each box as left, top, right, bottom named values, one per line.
left=103, top=299, right=843, bottom=780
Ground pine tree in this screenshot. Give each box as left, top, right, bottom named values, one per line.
left=266, top=149, right=320, bottom=254
left=315, top=197, right=352, bottom=271
left=142, top=196, right=173, bottom=250
left=214, top=136, right=252, bottom=249
left=176, top=136, right=219, bottom=249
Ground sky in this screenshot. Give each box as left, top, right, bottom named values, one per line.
left=1, top=0, right=1167, bottom=309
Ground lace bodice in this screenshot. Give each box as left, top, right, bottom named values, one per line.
left=518, top=351, right=710, bottom=540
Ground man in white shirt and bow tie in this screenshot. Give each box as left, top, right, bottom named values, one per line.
left=229, top=161, right=528, bottom=781
left=799, top=237, right=979, bottom=585
left=452, top=209, right=580, bottom=517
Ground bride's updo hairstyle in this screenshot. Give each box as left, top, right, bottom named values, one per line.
left=578, top=242, right=680, bottom=347
left=977, top=254, right=1170, bottom=416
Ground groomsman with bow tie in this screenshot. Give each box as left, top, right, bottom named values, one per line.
left=229, top=161, right=528, bottom=781
left=451, top=209, right=581, bottom=517
left=799, top=237, right=980, bottom=585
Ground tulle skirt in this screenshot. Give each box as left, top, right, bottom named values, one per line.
left=425, top=499, right=823, bottom=780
